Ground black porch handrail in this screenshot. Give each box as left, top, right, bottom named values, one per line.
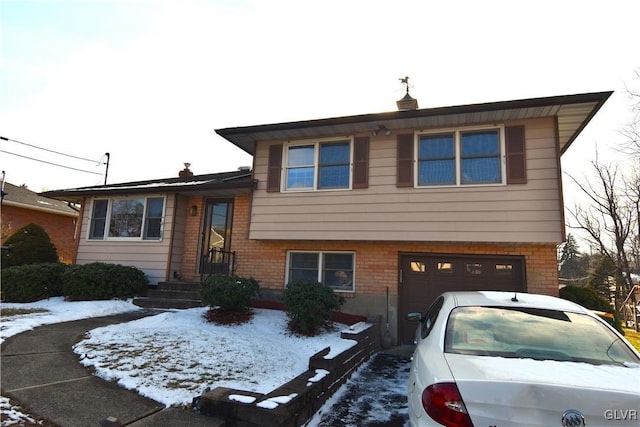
left=200, top=247, right=235, bottom=281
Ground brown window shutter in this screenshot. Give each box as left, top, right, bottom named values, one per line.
left=353, top=136, right=369, bottom=189
left=505, top=126, right=527, bottom=184
left=267, top=144, right=283, bottom=192
left=397, top=134, right=414, bottom=187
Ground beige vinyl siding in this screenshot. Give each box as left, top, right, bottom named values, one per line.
left=76, top=193, right=175, bottom=284
left=249, top=117, right=562, bottom=243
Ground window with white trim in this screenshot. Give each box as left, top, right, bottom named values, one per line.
left=88, top=197, right=165, bottom=240
left=285, top=139, right=352, bottom=190
left=287, top=251, right=355, bottom=292
left=417, top=127, right=504, bottom=186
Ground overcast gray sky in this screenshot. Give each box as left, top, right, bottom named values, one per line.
left=1, top=0, right=638, bottom=193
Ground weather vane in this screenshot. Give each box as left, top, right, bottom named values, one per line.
left=399, top=76, right=411, bottom=94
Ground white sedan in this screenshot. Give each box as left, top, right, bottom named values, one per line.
left=407, top=291, right=640, bottom=427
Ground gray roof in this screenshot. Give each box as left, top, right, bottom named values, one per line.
left=215, top=91, right=612, bottom=155
left=2, top=182, right=78, bottom=216
left=40, top=169, right=256, bottom=203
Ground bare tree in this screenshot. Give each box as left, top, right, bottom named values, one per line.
left=620, top=68, right=640, bottom=275
left=620, top=68, right=640, bottom=156
left=566, top=158, right=636, bottom=309
left=625, top=166, right=640, bottom=273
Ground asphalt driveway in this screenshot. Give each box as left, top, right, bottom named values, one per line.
left=312, top=351, right=412, bottom=426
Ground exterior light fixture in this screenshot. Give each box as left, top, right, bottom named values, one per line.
left=371, top=125, right=391, bottom=136
left=189, top=205, right=198, bottom=216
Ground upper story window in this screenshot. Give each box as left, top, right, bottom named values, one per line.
left=285, top=139, right=351, bottom=191
left=88, top=197, right=165, bottom=240
left=417, top=127, right=504, bottom=187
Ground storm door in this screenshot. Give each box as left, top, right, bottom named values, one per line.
left=199, top=199, right=234, bottom=276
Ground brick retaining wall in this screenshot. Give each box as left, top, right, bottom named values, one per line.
left=196, top=319, right=380, bottom=426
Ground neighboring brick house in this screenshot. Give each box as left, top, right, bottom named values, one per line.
left=42, top=91, right=612, bottom=344
left=1, top=182, right=79, bottom=264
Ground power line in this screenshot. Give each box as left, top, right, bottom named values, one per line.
left=0, top=135, right=106, bottom=164
left=0, top=149, right=104, bottom=175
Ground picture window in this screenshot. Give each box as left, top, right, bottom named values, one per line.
left=89, top=197, right=165, bottom=241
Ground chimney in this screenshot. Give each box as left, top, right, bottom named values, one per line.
left=179, top=163, right=194, bottom=180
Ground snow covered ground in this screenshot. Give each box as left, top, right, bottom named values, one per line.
left=0, top=297, right=410, bottom=426
left=73, top=305, right=356, bottom=406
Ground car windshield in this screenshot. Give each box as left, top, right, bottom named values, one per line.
left=444, top=306, right=640, bottom=367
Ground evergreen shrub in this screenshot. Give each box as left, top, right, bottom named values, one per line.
left=283, top=279, right=345, bottom=336
left=560, top=285, right=624, bottom=334
left=200, top=275, right=260, bottom=312
left=1, top=262, right=68, bottom=302
left=1, top=223, right=58, bottom=268
left=62, top=262, right=148, bottom=301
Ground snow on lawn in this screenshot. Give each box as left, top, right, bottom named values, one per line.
left=0, top=297, right=141, bottom=344
left=73, top=307, right=356, bottom=407
left=0, top=396, right=41, bottom=426
left=1, top=298, right=357, bottom=409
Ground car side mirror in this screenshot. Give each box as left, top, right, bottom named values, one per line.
left=407, top=312, right=423, bottom=321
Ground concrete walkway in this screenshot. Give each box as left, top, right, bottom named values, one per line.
left=1, top=311, right=221, bottom=427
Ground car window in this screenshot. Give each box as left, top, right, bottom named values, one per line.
left=444, top=306, right=640, bottom=366
left=421, top=296, right=444, bottom=339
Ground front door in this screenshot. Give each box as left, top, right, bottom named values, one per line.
left=199, top=199, right=234, bottom=275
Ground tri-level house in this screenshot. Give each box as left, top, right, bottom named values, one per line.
left=43, top=90, right=612, bottom=344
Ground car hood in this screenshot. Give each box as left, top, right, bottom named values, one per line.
left=444, top=354, right=640, bottom=427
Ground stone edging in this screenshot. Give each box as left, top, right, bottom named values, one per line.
left=196, top=320, right=380, bottom=426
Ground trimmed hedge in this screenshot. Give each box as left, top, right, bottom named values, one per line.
left=62, top=262, right=148, bottom=301
left=200, top=275, right=260, bottom=312
left=283, top=280, right=345, bottom=336
left=1, top=262, right=68, bottom=302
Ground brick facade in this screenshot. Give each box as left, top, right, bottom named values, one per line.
left=224, top=194, right=558, bottom=298
left=180, top=196, right=205, bottom=281
left=1, top=204, right=78, bottom=264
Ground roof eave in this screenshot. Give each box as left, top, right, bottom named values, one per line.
left=215, top=91, right=613, bottom=156
left=41, top=178, right=257, bottom=202
left=1, top=200, right=79, bottom=217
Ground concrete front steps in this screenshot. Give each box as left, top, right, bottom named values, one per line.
left=133, top=281, right=203, bottom=309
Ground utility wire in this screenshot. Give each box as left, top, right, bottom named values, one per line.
left=0, top=149, right=103, bottom=175
left=0, top=135, right=106, bottom=164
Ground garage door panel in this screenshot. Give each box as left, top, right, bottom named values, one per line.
left=399, top=254, right=525, bottom=344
